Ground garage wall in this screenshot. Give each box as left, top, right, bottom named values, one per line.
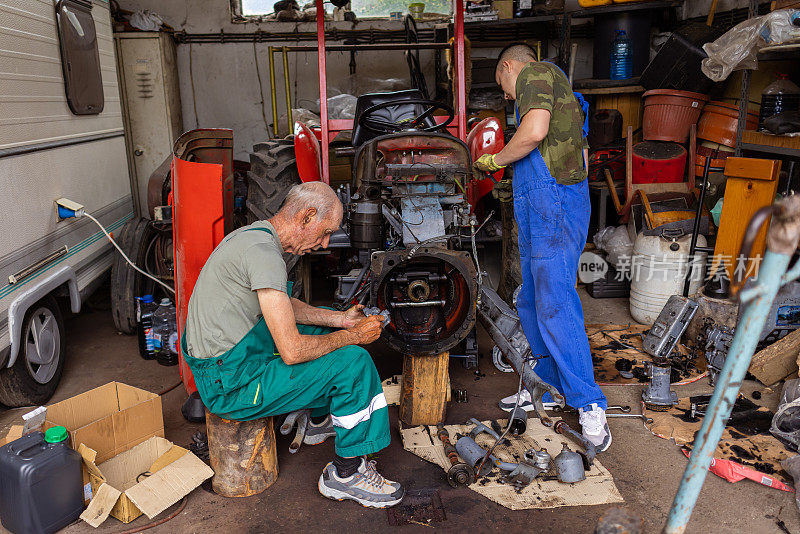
left=117, top=0, right=438, bottom=160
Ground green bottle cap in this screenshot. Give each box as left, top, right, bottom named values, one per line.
left=44, top=426, right=69, bottom=443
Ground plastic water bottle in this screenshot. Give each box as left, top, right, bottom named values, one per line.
left=152, top=298, right=179, bottom=366
left=151, top=298, right=175, bottom=352
left=136, top=295, right=158, bottom=360
left=610, top=30, right=632, bottom=80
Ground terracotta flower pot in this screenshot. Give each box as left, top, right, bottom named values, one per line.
left=697, top=101, right=759, bottom=148
left=642, top=90, right=709, bottom=143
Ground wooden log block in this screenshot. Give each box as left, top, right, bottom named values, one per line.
left=749, top=328, right=800, bottom=386
left=399, top=352, right=449, bottom=426
left=206, top=411, right=278, bottom=497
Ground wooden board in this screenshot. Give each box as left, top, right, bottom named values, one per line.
left=712, top=157, right=780, bottom=283
left=748, top=328, right=800, bottom=386
left=399, top=352, right=449, bottom=426
left=595, top=92, right=643, bottom=139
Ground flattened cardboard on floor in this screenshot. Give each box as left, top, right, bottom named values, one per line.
left=401, top=419, right=624, bottom=510
left=43, top=382, right=164, bottom=464
left=79, top=436, right=214, bottom=526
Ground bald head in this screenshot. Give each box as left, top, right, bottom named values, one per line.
left=495, top=44, right=537, bottom=102
left=271, top=181, right=343, bottom=255
left=279, top=181, right=342, bottom=220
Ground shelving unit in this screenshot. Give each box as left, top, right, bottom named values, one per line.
left=734, top=57, right=800, bottom=168
left=569, top=0, right=682, bottom=18
left=740, top=130, right=800, bottom=159
left=573, top=77, right=645, bottom=95
left=733, top=0, right=800, bottom=163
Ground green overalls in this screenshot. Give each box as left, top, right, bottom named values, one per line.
left=181, top=227, right=390, bottom=457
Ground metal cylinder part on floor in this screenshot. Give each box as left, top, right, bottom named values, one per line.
left=664, top=196, right=800, bottom=533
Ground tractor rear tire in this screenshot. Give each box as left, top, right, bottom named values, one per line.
left=246, top=139, right=304, bottom=298
left=111, top=217, right=161, bottom=335
left=246, top=139, right=301, bottom=224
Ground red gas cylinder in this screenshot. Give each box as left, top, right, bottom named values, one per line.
left=631, top=141, right=686, bottom=184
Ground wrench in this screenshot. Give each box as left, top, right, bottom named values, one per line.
left=605, top=412, right=654, bottom=424
left=550, top=405, right=631, bottom=414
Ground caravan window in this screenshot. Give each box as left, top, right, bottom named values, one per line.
left=55, top=0, right=104, bottom=115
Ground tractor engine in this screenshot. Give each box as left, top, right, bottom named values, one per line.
left=337, top=133, right=478, bottom=355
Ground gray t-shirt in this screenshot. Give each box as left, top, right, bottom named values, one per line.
left=184, top=221, right=287, bottom=359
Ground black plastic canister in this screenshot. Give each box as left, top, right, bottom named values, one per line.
left=0, top=428, right=83, bottom=534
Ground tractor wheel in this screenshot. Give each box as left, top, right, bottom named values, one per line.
left=246, top=139, right=304, bottom=298
left=111, top=218, right=169, bottom=334
left=246, top=139, right=301, bottom=223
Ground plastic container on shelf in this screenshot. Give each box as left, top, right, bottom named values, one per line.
left=0, top=428, right=83, bottom=534
left=758, top=74, right=800, bottom=132
left=610, top=30, right=633, bottom=80
left=629, top=232, right=707, bottom=325
left=642, top=89, right=709, bottom=143
left=578, top=0, right=611, bottom=6
left=593, top=11, right=652, bottom=79
left=697, top=101, right=759, bottom=148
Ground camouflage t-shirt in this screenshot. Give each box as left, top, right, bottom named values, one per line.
left=515, top=61, right=588, bottom=185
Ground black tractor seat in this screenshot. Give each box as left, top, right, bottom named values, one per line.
left=351, top=89, right=439, bottom=147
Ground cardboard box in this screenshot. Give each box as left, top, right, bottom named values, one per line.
left=44, top=382, right=164, bottom=464
left=0, top=425, right=23, bottom=447
left=494, top=0, right=513, bottom=19
left=79, top=437, right=214, bottom=526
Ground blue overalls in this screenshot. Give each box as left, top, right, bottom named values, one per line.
left=512, top=88, right=607, bottom=411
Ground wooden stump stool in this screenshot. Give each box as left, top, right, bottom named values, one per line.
left=399, top=352, right=449, bottom=426
left=206, top=410, right=278, bottom=497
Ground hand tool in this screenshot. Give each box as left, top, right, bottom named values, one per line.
left=437, top=425, right=475, bottom=487
left=605, top=412, right=654, bottom=424
left=550, top=404, right=630, bottom=414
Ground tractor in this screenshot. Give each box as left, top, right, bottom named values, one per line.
left=246, top=91, right=506, bottom=360
left=113, top=0, right=563, bottom=424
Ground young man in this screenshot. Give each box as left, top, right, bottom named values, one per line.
left=183, top=181, right=404, bottom=507
left=474, top=45, right=611, bottom=451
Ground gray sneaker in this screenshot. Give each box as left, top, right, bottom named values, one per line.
left=304, top=415, right=336, bottom=445
left=318, top=458, right=404, bottom=508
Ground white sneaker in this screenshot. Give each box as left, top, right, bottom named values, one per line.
left=498, top=389, right=561, bottom=412
left=578, top=403, right=612, bottom=452
left=318, top=458, right=404, bottom=508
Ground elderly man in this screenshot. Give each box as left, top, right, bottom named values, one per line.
left=474, top=45, right=610, bottom=451
left=182, top=181, right=404, bottom=508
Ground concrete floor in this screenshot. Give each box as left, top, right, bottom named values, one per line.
left=2, top=289, right=799, bottom=534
